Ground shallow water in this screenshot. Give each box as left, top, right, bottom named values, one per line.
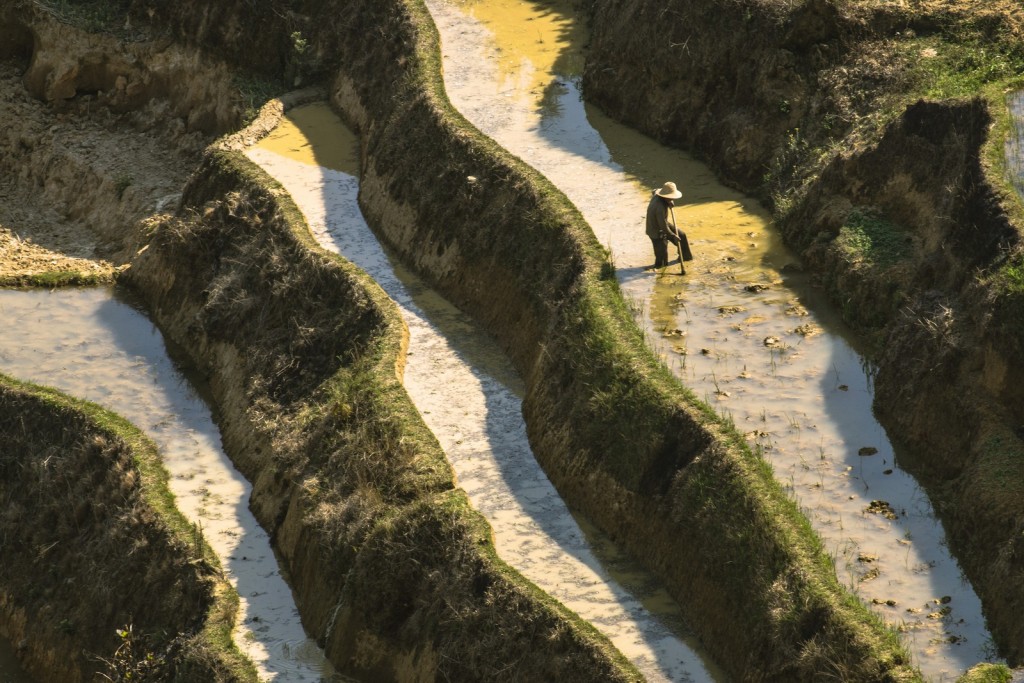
left=0, top=287, right=339, bottom=682
left=425, top=0, right=997, bottom=677
left=248, top=105, right=726, bottom=682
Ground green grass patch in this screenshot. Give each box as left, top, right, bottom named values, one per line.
left=232, top=74, right=288, bottom=126
left=837, top=207, right=910, bottom=268
left=1002, top=256, right=1024, bottom=293
left=0, top=270, right=113, bottom=288
left=957, top=663, right=1014, bottom=683
left=905, top=38, right=1024, bottom=100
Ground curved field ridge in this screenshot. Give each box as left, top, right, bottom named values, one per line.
left=0, top=373, right=256, bottom=683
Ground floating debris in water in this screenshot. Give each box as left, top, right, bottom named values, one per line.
left=858, top=446, right=879, bottom=456
left=793, top=323, right=822, bottom=337
left=784, top=302, right=809, bottom=316
left=718, top=305, right=745, bottom=315
left=865, top=499, right=898, bottom=519
left=763, top=336, right=782, bottom=347
left=744, top=283, right=770, bottom=293
left=860, top=567, right=881, bottom=582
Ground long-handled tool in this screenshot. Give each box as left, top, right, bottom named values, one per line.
left=669, top=205, right=685, bottom=275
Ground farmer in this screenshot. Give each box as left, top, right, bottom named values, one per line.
left=645, top=181, right=691, bottom=271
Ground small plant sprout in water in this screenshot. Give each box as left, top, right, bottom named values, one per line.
left=710, top=370, right=728, bottom=397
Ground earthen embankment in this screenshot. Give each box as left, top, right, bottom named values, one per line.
left=0, top=376, right=253, bottom=683
left=2, top=4, right=640, bottom=679
left=123, top=147, right=640, bottom=681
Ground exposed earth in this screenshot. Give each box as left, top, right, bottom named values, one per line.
left=0, top=62, right=205, bottom=285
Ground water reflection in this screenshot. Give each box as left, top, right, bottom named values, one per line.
left=425, top=0, right=998, bottom=676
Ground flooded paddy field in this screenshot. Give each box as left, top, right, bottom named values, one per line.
left=0, top=287, right=338, bottom=682
left=424, top=0, right=998, bottom=677
left=245, top=102, right=726, bottom=682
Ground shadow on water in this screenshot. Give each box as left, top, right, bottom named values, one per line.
left=250, top=104, right=725, bottom=681
left=643, top=226, right=996, bottom=677
left=454, top=0, right=584, bottom=117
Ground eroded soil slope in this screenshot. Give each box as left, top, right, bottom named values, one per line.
left=0, top=43, right=212, bottom=284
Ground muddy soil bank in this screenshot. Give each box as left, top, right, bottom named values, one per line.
left=0, top=376, right=252, bottom=683
left=0, top=0, right=217, bottom=285
left=116, top=0, right=925, bottom=678
left=0, top=8, right=638, bottom=681
left=584, top=0, right=1024, bottom=664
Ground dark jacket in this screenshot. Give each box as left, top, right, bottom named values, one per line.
left=645, top=192, right=675, bottom=240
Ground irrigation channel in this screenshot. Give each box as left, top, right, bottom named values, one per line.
left=423, top=0, right=999, bottom=678
left=0, top=287, right=340, bottom=682
left=246, top=102, right=726, bottom=682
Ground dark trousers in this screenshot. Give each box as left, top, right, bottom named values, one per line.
left=651, top=232, right=680, bottom=268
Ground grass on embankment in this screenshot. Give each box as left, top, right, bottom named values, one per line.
left=123, top=144, right=642, bottom=681
left=0, top=373, right=257, bottom=683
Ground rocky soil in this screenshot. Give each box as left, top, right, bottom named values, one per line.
left=0, top=60, right=208, bottom=283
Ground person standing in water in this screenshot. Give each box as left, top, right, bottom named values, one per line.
left=645, top=181, right=691, bottom=272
